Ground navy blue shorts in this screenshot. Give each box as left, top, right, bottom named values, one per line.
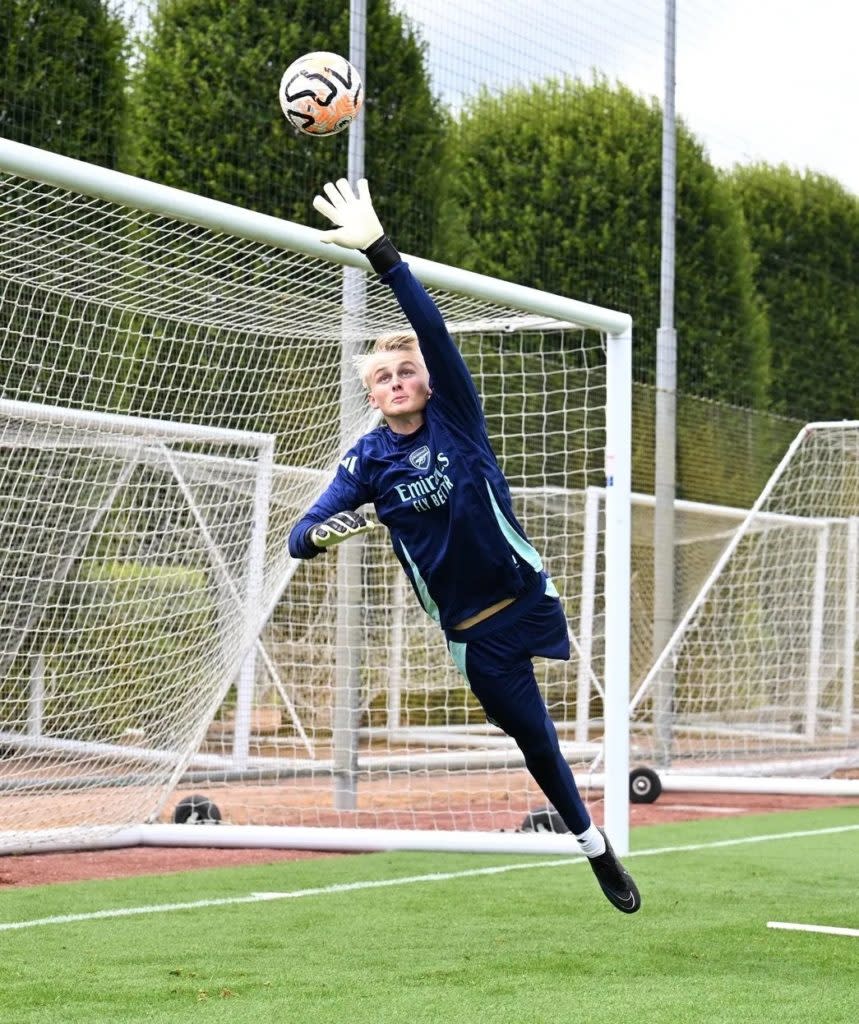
left=445, top=587, right=570, bottom=736
left=446, top=592, right=570, bottom=682
left=444, top=586, right=590, bottom=834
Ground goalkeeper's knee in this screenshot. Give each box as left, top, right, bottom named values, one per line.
left=308, top=511, right=375, bottom=549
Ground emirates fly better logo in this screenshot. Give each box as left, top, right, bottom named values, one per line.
left=396, top=451, right=454, bottom=513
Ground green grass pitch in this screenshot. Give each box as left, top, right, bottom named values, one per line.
left=0, top=807, right=857, bottom=1023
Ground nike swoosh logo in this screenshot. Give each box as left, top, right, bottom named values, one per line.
left=603, top=883, right=637, bottom=909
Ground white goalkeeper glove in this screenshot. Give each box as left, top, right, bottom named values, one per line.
left=312, top=178, right=401, bottom=274
left=313, top=178, right=384, bottom=250
left=308, top=511, right=375, bottom=550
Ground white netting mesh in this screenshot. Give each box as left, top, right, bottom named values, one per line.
left=0, top=169, right=620, bottom=847
left=0, top=405, right=272, bottom=838
left=630, top=424, right=859, bottom=779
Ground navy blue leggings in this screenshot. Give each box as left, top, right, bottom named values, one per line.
left=446, top=593, right=591, bottom=835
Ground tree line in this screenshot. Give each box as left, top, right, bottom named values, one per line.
left=1, top=0, right=857, bottom=424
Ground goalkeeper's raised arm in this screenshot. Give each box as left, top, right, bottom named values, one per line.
left=312, top=178, right=483, bottom=427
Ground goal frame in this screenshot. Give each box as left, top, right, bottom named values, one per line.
left=0, top=136, right=634, bottom=855
left=631, top=421, right=859, bottom=797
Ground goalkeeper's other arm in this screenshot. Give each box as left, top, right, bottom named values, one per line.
left=307, top=511, right=375, bottom=550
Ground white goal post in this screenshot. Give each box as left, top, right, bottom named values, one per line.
left=0, top=137, right=633, bottom=857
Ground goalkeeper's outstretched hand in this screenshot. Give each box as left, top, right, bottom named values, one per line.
left=308, top=510, right=375, bottom=550
left=313, top=178, right=384, bottom=251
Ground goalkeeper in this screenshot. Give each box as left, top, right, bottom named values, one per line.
left=288, top=179, right=640, bottom=914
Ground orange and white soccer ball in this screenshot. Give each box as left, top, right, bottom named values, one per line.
left=279, top=51, right=363, bottom=137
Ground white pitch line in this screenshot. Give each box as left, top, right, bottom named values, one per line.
left=1, top=822, right=857, bottom=933
left=0, top=862, right=580, bottom=932
left=627, top=822, right=859, bottom=860
left=768, top=922, right=859, bottom=938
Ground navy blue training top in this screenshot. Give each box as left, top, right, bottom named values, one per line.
left=288, top=259, right=549, bottom=630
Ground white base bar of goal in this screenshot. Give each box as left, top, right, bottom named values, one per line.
left=5, top=765, right=856, bottom=859
left=3, top=775, right=856, bottom=858
left=655, top=774, right=859, bottom=796
left=0, top=824, right=589, bottom=858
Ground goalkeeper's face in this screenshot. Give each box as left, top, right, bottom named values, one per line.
left=366, top=354, right=432, bottom=432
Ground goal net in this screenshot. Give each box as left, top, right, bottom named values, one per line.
left=576, top=488, right=753, bottom=736
left=0, top=138, right=632, bottom=855
left=630, top=423, right=859, bottom=792
left=0, top=400, right=275, bottom=849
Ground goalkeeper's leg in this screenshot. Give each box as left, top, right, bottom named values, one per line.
left=446, top=594, right=641, bottom=913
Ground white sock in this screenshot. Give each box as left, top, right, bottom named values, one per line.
left=575, top=822, right=606, bottom=857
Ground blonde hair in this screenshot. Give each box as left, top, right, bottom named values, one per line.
left=353, top=331, right=425, bottom=389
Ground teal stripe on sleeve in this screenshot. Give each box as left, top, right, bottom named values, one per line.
left=484, top=480, right=544, bottom=571
left=399, top=540, right=440, bottom=623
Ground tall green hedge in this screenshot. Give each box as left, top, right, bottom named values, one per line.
left=0, top=0, right=128, bottom=167
left=729, top=164, right=859, bottom=420
left=442, top=77, right=771, bottom=409
left=129, top=0, right=448, bottom=258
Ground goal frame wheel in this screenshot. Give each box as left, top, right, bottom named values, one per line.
left=629, top=766, right=662, bottom=804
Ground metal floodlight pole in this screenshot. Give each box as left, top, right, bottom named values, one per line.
left=332, top=0, right=369, bottom=811
left=652, top=0, right=678, bottom=765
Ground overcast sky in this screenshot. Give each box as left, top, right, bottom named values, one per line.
left=395, top=0, right=859, bottom=197
left=121, top=1, right=857, bottom=197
